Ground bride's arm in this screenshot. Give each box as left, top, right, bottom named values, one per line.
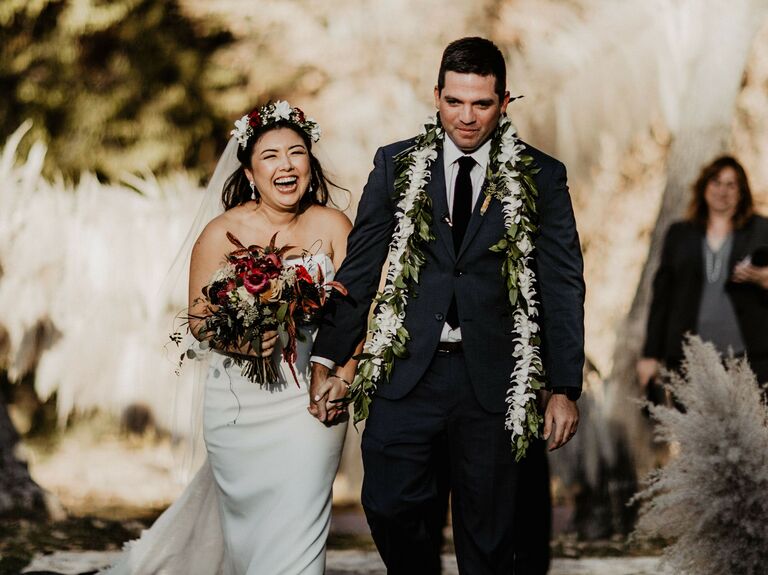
left=188, top=221, right=277, bottom=357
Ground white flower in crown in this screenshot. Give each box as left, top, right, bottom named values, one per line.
left=308, top=119, right=322, bottom=142
left=231, top=101, right=322, bottom=149
left=231, top=114, right=252, bottom=148
left=273, top=100, right=293, bottom=120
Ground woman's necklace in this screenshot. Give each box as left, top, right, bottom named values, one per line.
left=705, top=246, right=724, bottom=283
left=705, top=234, right=730, bottom=283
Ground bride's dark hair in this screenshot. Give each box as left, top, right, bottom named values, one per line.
left=221, top=121, right=342, bottom=212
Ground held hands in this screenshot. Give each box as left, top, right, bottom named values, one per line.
left=542, top=393, right=579, bottom=451
left=308, top=363, right=348, bottom=424
left=732, top=260, right=768, bottom=289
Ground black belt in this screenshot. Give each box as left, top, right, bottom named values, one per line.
left=436, top=341, right=463, bottom=354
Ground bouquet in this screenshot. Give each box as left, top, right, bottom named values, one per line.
left=182, top=232, right=346, bottom=385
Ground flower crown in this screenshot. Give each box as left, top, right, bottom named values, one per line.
left=231, top=100, right=321, bottom=149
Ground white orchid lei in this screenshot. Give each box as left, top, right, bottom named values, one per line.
left=231, top=100, right=321, bottom=149
left=347, top=114, right=545, bottom=460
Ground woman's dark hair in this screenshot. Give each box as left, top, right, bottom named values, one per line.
left=437, top=37, right=507, bottom=101
left=222, top=120, right=340, bottom=212
left=687, top=155, right=754, bottom=229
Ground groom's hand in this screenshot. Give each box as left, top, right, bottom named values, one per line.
left=309, top=362, right=331, bottom=422
left=543, top=394, right=579, bottom=451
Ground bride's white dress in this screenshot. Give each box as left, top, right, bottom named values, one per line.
left=102, top=255, right=347, bottom=575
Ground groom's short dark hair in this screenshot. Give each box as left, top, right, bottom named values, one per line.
left=438, top=37, right=507, bottom=101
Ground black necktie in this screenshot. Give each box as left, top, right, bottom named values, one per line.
left=452, top=155, right=475, bottom=252
left=447, top=156, right=475, bottom=329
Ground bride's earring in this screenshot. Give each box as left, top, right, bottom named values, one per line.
left=249, top=180, right=256, bottom=199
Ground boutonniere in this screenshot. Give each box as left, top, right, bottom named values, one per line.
left=480, top=176, right=506, bottom=215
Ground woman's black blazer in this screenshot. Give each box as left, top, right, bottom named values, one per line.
left=642, top=215, right=768, bottom=365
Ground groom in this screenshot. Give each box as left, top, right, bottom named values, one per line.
left=310, top=37, right=585, bottom=574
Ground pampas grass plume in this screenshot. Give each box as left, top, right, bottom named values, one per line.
left=633, top=336, right=768, bottom=573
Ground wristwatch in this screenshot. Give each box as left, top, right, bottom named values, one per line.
left=550, top=387, right=581, bottom=401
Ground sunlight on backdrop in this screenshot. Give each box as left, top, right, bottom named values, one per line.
left=2, top=0, right=768, bottom=516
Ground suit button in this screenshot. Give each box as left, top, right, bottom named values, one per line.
left=454, top=269, right=464, bottom=277
left=435, top=313, right=444, bottom=321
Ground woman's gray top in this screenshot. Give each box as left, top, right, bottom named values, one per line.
left=697, top=234, right=746, bottom=355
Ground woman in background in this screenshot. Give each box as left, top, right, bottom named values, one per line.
left=638, top=155, right=768, bottom=391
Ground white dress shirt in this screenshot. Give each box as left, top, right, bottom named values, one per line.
left=311, top=136, right=491, bottom=369
left=439, top=136, right=491, bottom=343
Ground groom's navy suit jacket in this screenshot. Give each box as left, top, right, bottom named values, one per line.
left=314, top=137, right=585, bottom=413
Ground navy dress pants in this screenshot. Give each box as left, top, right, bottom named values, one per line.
left=362, top=351, right=538, bottom=575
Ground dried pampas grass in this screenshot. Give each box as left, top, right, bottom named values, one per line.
left=633, top=336, right=768, bottom=574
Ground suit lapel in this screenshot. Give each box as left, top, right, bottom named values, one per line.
left=456, top=184, right=493, bottom=261
left=427, top=149, right=455, bottom=260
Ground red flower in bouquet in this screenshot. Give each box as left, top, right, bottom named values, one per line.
left=211, top=279, right=236, bottom=305
left=258, top=253, right=282, bottom=276
left=243, top=269, right=271, bottom=294
left=294, top=264, right=314, bottom=285
left=183, top=232, right=347, bottom=386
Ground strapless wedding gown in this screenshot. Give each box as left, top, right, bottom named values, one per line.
left=102, top=255, right=347, bottom=575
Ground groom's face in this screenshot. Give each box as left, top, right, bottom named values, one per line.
left=435, top=71, right=510, bottom=153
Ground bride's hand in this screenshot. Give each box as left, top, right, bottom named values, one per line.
left=309, top=365, right=349, bottom=424
left=256, top=330, right=279, bottom=357
left=230, top=330, right=278, bottom=358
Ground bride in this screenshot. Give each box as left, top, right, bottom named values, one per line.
left=102, top=101, right=356, bottom=575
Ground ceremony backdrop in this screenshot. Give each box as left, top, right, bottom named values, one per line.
left=2, top=0, right=768, bottom=538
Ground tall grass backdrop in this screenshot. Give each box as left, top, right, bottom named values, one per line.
left=0, top=123, right=202, bottom=434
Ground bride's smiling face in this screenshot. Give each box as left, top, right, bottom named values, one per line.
left=245, top=127, right=311, bottom=211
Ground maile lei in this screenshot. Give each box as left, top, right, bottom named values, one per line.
left=347, top=114, right=545, bottom=460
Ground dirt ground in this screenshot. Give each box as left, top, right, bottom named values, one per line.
left=2, top=418, right=665, bottom=575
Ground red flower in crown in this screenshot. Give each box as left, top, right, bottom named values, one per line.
left=232, top=101, right=321, bottom=149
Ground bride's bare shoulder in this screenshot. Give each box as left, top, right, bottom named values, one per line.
left=305, top=204, right=352, bottom=231
left=194, top=209, right=244, bottom=251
